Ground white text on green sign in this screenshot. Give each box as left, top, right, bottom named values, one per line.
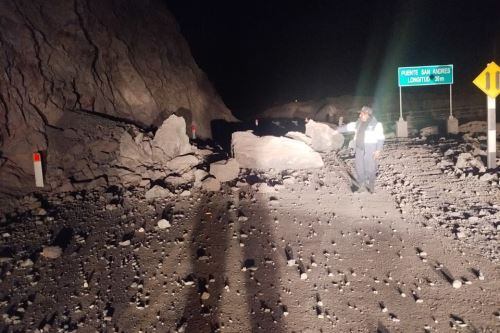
left=398, top=65, right=453, bottom=87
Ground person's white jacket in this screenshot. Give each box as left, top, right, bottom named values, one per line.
left=340, top=117, right=385, bottom=151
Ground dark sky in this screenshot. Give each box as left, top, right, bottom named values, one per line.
left=166, top=0, right=499, bottom=118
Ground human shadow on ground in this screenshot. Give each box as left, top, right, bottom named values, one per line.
left=178, top=186, right=286, bottom=333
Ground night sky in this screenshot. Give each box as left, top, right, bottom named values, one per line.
left=166, top=0, right=499, bottom=118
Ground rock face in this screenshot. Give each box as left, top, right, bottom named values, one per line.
left=232, top=131, right=324, bottom=170
left=0, top=0, right=235, bottom=199
left=305, top=120, right=344, bottom=152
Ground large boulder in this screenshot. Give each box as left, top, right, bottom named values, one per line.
left=0, top=0, right=235, bottom=199
left=305, top=120, right=344, bottom=152
left=152, top=115, right=192, bottom=163
left=285, top=131, right=312, bottom=145
left=232, top=131, right=324, bottom=170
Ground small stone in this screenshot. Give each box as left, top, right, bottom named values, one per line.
left=41, top=246, right=63, bottom=259
left=157, top=219, right=171, bottom=229
left=452, top=279, right=462, bottom=289
left=201, top=291, right=210, bottom=300
left=20, top=259, right=34, bottom=267
left=119, top=240, right=131, bottom=246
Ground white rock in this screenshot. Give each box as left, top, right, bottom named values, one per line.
left=210, top=159, right=240, bottom=182
left=201, top=177, right=221, bottom=192
left=452, top=279, right=462, bottom=289
left=479, top=173, right=498, bottom=182
left=151, top=115, right=191, bottom=162
left=41, top=246, right=62, bottom=259
left=166, top=155, right=199, bottom=174
left=305, top=120, right=344, bottom=152
left=119, top=240, right=131, bottom=246
left=194, top=169, right=209, bottom=188
left=145, top=185, right=172, bottom=201
left=258, top=183, right=276, bottom=194
left=285, top=131, right=312, bottom=145
left=157, top=219, right=171, bottom=229
left=232, top=131, right=324, bottom=170
left=420, top=126, right=438, bottom=137
left=20, top=259, right=34, bottom=267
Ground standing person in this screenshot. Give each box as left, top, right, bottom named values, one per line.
left=335, top=106, right=385, bottom=193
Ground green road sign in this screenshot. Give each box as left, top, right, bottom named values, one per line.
left=398, top=65, right=453, bottom=87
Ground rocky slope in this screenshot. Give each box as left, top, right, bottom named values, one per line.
left=0, top=0, right=235, bottom=200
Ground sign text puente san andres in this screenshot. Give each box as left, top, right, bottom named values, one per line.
left=398, top=65, right=453, bottom=87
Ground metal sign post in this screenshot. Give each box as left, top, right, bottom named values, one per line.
left=487, top=96, right=496, bottom=169
left=473, top=61, right=499, bottom=169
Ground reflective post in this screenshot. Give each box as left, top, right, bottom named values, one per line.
left=487, top=96, right=496, bottom=169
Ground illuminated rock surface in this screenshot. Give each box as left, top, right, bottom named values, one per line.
left=232, top=131, right=324, bottom=170
left=0, top=0, right=234, bottom=200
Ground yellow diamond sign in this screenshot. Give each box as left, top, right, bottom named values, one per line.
left=473, top=61, right=500, bottom=98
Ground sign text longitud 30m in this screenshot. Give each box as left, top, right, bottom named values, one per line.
left=398, top=65, right=453, bottom=87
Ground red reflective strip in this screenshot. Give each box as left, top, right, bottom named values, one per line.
left=33, top=153, right=41, bottom=162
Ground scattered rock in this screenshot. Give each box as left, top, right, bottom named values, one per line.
left=41, top=246, right=63, bottom=259
left=285, top=131, right=312, bottom=145
left=452, top=279, right=462, bottom=289
left=194, top=169, right=209, bottom=188
left=145, top=186, right=172, bottom=201
left=157, top=219, right=171, bottom=229
left=166, top=154, right=200, bottom=174
left=201, top=177, right=221, bottom=192
left=119, top=240, right=131, bottom=246
left=210, top=158, right=240, bottom=182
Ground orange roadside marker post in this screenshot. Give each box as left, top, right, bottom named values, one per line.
left=191, top=123, right=196, bottom=140
left=33, top=152, right=44, bottom=187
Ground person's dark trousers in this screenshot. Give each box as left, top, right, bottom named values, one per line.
left=355, top=146, right=378, bottom=193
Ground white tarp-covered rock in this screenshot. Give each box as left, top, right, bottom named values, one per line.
left=285, top=131, right=312, bottom=145
left=232, top=131, right=324, bottom=170
left=210, top=159, right=240, bottom=182
left=305, top=120, right=344, bottom=152
left=152, top=115, right=191, bottom=162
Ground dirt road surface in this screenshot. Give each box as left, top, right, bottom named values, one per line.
left=1, top=139, right=499, bottom=332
